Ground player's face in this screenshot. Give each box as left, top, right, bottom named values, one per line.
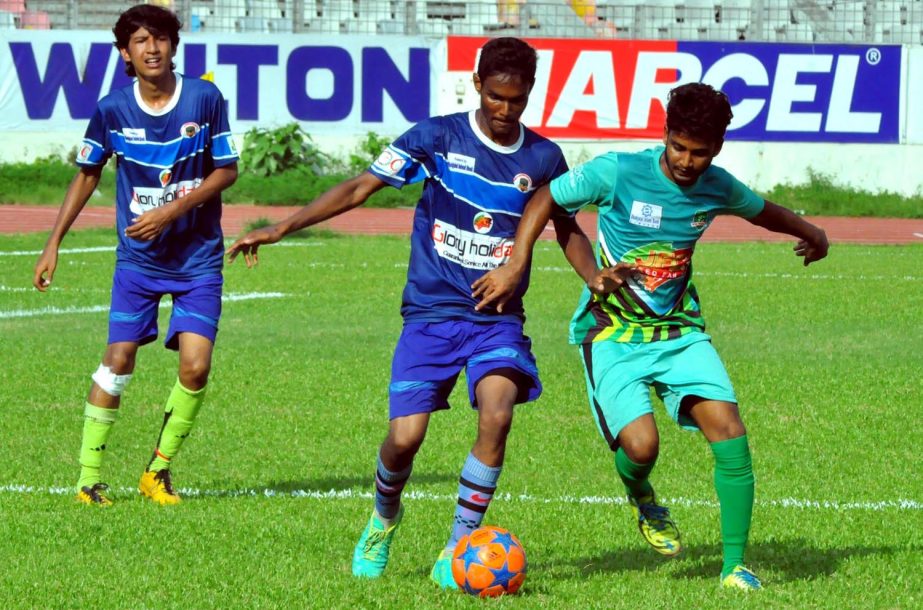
left=473, top=73, right=531, bottom=144
left=119, top=26, right=175, bottom=82
left=660, top=128, right=722, bottom=186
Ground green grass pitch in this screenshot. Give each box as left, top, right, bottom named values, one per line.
left=0, top=229, right=920, bottom=609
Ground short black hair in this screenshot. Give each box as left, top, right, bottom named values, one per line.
left=665, top=82, right=734, bottom=145
left=113, top=4, right=182, bottom=77
left=477, top=37, right=537, bottom=88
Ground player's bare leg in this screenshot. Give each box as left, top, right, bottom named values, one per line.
left=141, top=333, right=213, bottom=505
left=431, top=371, right=519, bottom=589
left=684, top=397, right=760, bottom=589
left=617, top=414, right=682, bottom=556
left=77, top=341, right=138, bottom=506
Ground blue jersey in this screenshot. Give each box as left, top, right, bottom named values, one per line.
left=76, top=74, right=238, bottom=279
left=369, top=111, right=568, bottom=323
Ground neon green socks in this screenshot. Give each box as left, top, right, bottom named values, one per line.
left=77, top=402, right=118, bottom=489
left=614, top=447, right=655, bottom=499
left=711, top=435, right=755, bottom=578
left=147, top=379, right=206, bottom=472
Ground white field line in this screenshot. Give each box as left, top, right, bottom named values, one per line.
left=0, top=291, right=289, bottom=319
left=0, top=483, right=919, bottom=511
left=0, top=241, right=327, bottom=257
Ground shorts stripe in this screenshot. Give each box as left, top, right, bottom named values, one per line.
left=581, top=343, right=618, bottom=451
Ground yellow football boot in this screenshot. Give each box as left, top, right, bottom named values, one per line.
left=628, top=493, right=682, bottom=556
left=139, top=469, right=181, bottom=505
left=76, top=482, right=113, bottom=507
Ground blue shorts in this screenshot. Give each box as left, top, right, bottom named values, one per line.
left=579, top=332, right=738, bottom=450
left=108, top=267, right=223, bottom=351
left=388, top=320, right=541, bottom=419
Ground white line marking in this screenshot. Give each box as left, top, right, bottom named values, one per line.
left=0, top=292, right=289, bottom=319
left=0, top=484, right=918, bottom=511
left=0, top=241, right=327, bottom=257
left=532, top=267, right=921, bottom=282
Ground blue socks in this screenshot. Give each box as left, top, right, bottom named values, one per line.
left=445, top=452, right=502, bottom=553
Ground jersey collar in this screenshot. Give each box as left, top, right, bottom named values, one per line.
left=133, top=73, right=183, bottom=117
left=467, top=110, right=524, bottom=154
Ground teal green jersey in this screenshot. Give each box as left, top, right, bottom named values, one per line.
left=549, top=146, right=764, bottom=344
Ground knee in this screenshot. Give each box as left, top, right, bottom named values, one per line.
left=709, top=419, right=747, bottom=442
left=387, top=428, right=425, bottom=459
left=477, top=407, right=513, bottom=441
left=178, top=358, right=211, bottom=389
left=105, top=349, right=136, bottom=375
left=620, top=435, right=659, bottom=465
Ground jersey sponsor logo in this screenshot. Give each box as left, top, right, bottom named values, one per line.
left=432, top=219, right=513, bottom=270
left=629, top=201, right=662, bottom=229
left=159, top=169, right=172, bottom=187
left=76, top=144, right=91, bottom=163
left=180, top=122, right=200, bottom=138
left=691, top=210, right=709, bottom=230
left=472, top=212, right=493, bottom=234
left=447, top=152, right=476, bottom=172
left=130, top=178, right=203, bottom=215
left=513, top=173, right=533, bottom=192
left=373, top=147, right=406, bottom=176
left=623, top=242, right=693, bottom=292
left=123, top=128, right=146, bottom=142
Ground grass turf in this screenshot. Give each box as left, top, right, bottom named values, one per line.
left=0, top=230, right=920, bottom=609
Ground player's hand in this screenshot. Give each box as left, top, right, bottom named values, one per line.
left=472, top=263, right=525, bottom=313
left=795, top=227, right=829, bottom=266
left=587, top=262, right=637, bottom=296
left=226, top=227, right=282, bottom=268
left=33, top=248, right=58, bottom=292
left=125, top=206, right=176, bottom=241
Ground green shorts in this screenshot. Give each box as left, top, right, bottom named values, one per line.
left=578, top=332, right=737, bottom=450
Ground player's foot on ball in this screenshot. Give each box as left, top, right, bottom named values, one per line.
left=721, top=565, right=762, bottom=590
left=76, top=482, right=112, bottom=507
left=139, top=469, right=181, bottom=505
left=352, top=505, right=403, bottom=578
left=430, top=548, right=458, bottom=590
left=628, top=493, right=682, bottom=556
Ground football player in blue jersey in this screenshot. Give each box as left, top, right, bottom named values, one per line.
left=472, top=82, right=829, bottom=591
left=32, top=4, right=239, bottom=507
left=227, top=37, right=597, bottom=588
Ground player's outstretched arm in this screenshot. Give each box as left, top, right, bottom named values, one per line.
left=227, top=171, right=387, bottom=268
left=472, top=184, right=557, bottom=312
left=33, top=166, right=103, bottom=291
left=746, top=200, right=829, bottom=266
left=125, top=163, right=238, bottom=242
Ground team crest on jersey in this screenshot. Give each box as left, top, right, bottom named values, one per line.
left=629, top=201, right=663, bottom=229
left=691, top=210, right=709, bottom=230
left=123, top=128, right=146, bottom=142
left=472, top=212, right=493, bottom=234
left=159, top=169, right=172, bottom=187
left=180, top=122, right=200, bottom=138
left=513, top=173, right=532, bottom=192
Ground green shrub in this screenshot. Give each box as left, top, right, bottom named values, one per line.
left=239, top=123, right=332, bottom=176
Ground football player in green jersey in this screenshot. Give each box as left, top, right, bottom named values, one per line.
left=472, top=82, right=828, bottom=590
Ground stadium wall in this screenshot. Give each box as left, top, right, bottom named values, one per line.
left=1, top=31, right=921, bottom=196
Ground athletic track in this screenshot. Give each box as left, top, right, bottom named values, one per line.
left=1, top=205, right=921, bottom=245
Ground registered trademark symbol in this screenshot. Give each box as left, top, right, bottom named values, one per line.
left=866, top=48, right=881, bottom=65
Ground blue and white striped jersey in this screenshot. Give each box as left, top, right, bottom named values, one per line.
left=369, top=110, right=568, bottom=323
left=77, top=74, right=238, bottom=279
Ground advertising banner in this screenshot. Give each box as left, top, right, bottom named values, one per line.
left=0, top=31, right=436, bottom=133
left=446, top=36, right=903, bottom=143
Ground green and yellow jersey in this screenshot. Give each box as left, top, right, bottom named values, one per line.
left=549, top=147, right=765, bottom=344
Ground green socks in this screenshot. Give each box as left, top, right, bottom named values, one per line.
left=148, top=379, right=206, bottom=472
left=78, top=403, right=118, bottom=489
left=614, top=447, right=655, bottom=499
left=711, top=435, right=755, bottom=578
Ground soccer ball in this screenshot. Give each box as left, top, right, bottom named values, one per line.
left=451, top=525, right=527, bottom=597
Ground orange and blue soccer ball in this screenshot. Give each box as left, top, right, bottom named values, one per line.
left=451, top=526, right=527, bottom=597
